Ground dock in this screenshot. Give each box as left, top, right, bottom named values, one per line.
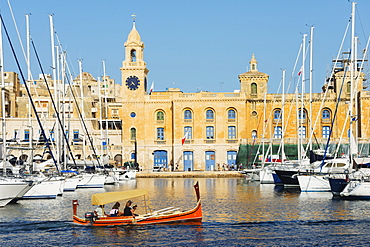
left=136, top=171, right=244, bottom=178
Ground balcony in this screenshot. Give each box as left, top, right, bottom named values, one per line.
left=155, top=140, right=166, bottom=145
left=204, top=139, right=215, bottom=144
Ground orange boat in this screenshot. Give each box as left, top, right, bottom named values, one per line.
left=72, top=182, right=202, bottom=226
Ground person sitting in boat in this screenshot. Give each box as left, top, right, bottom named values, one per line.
left=132, top=205, right=139, bottom=216
left=94, top=205, right=108, bottom=218
left=123, top=200, right=136, bottom=217
left=109, top=202, right=121, bottom=217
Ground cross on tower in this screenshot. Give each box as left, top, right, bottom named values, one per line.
left=131, top=13, right=137, bottom=22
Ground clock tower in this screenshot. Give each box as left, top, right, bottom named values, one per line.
left=120, top=20, right=149, bottom=99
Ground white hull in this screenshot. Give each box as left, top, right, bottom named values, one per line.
left=63, top=177, right=79, bottom=191
left=77, top=174, right=105, bottom=188
left=297, top=175, right=331, bottom=192
left=340, top=181, right=370, bottom=198
left=0, top=178, right=33, bottom=206
left=23, top=179, right=62, bottom=199
left=105, top=175, right=119, bottom=185
left=118, top=170, right=137, bottom=180
left=259, top=169, right=274, bottom=184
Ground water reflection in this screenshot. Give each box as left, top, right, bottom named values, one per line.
left=3, top=177, right=370, bottom=246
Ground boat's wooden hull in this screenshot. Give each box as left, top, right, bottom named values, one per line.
left=72, top=181, right=202, bottom=226
left=73, top=201, right=202, bottom=226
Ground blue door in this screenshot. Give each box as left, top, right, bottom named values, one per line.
left=183, top=151, right=193, bottom=171
left=227, top=151, right=237, bottom=166
left=154, top=150, right=167, bottom=170
left=205, top=151, right=215, bottom=171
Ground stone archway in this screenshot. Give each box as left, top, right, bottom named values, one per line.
left=114, top=154, right=122, bottom=166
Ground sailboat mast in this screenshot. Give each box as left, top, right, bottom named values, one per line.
left=103, top=60, right=108, bottom=156
left=262, top=93, right=266, bottom=167
left=49, top=15, right=60, bottom=168
left=309, top=26, right=314, bottom=151
left=349, top=2, right=356, bottom=161
left=78, top=60, right=86, bottom=160
left=281, top=69, right=286, bottom=163
left=26, top=14, right=33, bottom=167
left=98, top=76, right=103, bottom=155
left=0, top=16, right=6, bottom=175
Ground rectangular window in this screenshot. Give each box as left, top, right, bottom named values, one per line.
left=14, top=129, right=19, bottom=140
left=184, top=126, right=192, bottom=139
left=24, top=129, right=30, bottom=142
left=323, top=126, right=330, bottom=138
left=274, top=126, right=282, bottom=139
left=157, top=128, right=164, bottom=140
left=73, top=130, right=79, bottom=140
left=228, top=126, right=236, bottom=139
left=298, top=126, right=306, bottom=138
left=206, top=126, right=214, bottom=139
left=111, top=109, right=119, bottom=118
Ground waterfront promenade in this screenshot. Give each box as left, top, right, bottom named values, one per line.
left=136, top=170, right=244, bottom=178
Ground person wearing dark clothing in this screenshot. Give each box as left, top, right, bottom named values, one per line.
left=123, top=200, right=135, bottom=217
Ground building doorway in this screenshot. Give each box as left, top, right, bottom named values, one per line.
left=183, top=151, right=193, bottom=171
left=205, top=151, right=215, bottom=171
left=153, top=150, right=167, bottom=171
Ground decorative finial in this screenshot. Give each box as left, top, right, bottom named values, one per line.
left=131, top=13, right=137, bottom=27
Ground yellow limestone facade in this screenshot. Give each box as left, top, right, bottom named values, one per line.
left=1, top=22, right=369, bottom=171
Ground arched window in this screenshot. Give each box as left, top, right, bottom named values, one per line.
left=347, top=81, right=351, bottom=93
left=206, top=109, right=214, bottom=119
left=252, top=64, right=256, bottom=70
left=130, top=49, right=137, bottom=62
left=322, top=109, right=330, bottom=119
left=228, top=109, right=236, bottom=119
left=274, top=110, right=281, bottom=120
left=298, top=109, right=306, bottom=119
left=156, top=111, right=164, bottom=121
left=251, top=83, right=257, bottom=95
left=184, top=110, right=192, bottom=119
left=252, top=130, right=257, bottom=139
left=130, top=128, right=136, bottom=140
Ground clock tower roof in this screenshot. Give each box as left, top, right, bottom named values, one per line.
left=127, top=21, right=141, bottom=43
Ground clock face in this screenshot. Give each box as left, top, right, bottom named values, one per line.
left=126, top=76, right=140, bottom=90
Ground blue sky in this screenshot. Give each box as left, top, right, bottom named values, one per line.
left=1, top=0, right=369, bottom=94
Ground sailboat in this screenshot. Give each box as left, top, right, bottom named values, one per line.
left=325, top=2, right=370, bottom=198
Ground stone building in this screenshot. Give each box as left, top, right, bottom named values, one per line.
left=0, top=21, right=368, bottom=171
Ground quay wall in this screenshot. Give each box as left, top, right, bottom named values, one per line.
left=136, top=171, right=244, bottom=178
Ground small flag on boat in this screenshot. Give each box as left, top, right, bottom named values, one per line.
left=298, top=66, right=303, bottom=76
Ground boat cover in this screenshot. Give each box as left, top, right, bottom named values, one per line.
left=91, top=189, right=148, bottom=205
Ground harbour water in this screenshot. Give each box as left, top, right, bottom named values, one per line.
left=1, top=177, right=370, bottom=246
